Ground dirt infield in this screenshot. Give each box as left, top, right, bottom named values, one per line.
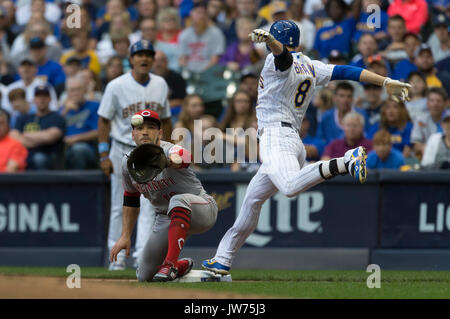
left=0, top=275, right=262, bottom=299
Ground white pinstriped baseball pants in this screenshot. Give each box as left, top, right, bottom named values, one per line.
left=108, top=139, right=155, bottom=260
left=214, top=126, right=327, bottom=267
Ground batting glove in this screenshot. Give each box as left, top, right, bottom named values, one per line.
left=383, top=78, right=412, bottom=103
left=249, top=29, right=275, bottom=44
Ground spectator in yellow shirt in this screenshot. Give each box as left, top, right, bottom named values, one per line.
left=60, top=30, right=101, bottom=75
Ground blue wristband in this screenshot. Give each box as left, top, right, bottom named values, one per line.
left=98, top=142, right=110, bottom=153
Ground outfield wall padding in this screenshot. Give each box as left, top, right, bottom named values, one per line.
left=0, top=170, right=449, bottom=269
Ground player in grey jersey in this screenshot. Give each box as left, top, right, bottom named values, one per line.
left=109, top=109, right=218, bottom=282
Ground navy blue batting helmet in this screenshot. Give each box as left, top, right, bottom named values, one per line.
left=269, top=20, right=300, bottom=48
left=129, top=40, right=155, bottom=56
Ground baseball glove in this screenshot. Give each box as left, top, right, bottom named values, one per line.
left=127, top=143, right=168, bottom=184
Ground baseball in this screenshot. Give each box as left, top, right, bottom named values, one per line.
left=170, top=154, right=182, bottom=165
left=131, top=114, right=144, bottom=126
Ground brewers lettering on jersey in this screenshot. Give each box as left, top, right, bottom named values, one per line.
left=110, top=110, right=218, bottom=282
left=98, top=74, right=170, bottom=146
left=202, top=20, right=412, bottom=275
left=97, top=40, right=172, bottom=271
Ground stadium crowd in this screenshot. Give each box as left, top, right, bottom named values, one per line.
left=0, top=0, right=448, bottom=173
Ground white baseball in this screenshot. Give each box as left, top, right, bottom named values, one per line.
left=131, top=114, right=144, bottom=126
left=170, top=154, right=182, bottom=165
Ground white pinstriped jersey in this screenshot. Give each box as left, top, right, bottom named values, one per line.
left=256, top=52, right=335, bottom=131
left=98, top=72, right=171, bottom=146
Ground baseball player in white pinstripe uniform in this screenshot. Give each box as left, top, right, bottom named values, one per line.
left=202, top=20, right=411, bottom=274
left=98, top=40, right=172, bottom=270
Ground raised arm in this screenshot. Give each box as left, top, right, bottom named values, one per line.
left=249, top=29, right=293, bottom=72
left=331, top=65, right=412, bottom=103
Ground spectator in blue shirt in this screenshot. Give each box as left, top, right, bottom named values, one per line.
left=378, top=15, right=408, bottom=62
left=313, top=0, right=356, bottom=59
left=316, top=82, right=368, bottom=145
left=95, top=0, right=139, bottom=40
left=392, top=32, right=420, bottom=81
left=60, top=76, right=100, bottom=169
left=367, top=130, right=405, bottom=169
left=29, top=37, right=66, bottom=96
left=366, top=53, right=392, bottom=78
left=307, top=86, right=334, bottom=137
left=360, top=82, right=385, bottom=134
left=350, top=33, right=378, bottom=69
left=353, top=0, right=389, bottom=43
left=300, top=116, right=326, bottom=161
left=367, top=98, right=413, bottom=158
left=9, top=84, right=66, bottom=170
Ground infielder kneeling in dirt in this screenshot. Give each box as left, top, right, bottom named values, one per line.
left=110, top=109, right=218, bottom=282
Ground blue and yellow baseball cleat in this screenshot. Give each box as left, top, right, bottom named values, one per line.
left=201, top=258, right=230, bottom=275
left=351, top=146, right=367, bottom=183
left=344, top=146, right=367, bottom=183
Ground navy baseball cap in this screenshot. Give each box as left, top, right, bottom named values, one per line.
left=433, top=13, right=449, bottom=28
left=29, top=37, right=45, bottom=49
left=415, top=44, right=433, bottom=58
left=66, top=56, right=82, bottom=65
left=34, top=84, right=50, bottom=96
left=129, top=40, right=155, bottom=57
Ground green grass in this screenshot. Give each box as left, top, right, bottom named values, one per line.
left=1, top=266, right=449, bottom=298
